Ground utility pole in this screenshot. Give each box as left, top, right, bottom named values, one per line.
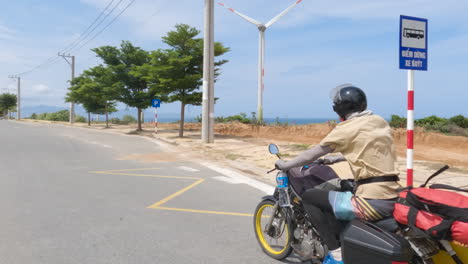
left=202, top=0, right=215, bottom=143
left=8, top=75, right=20, bottom=120
left=58, top=53, right=75, bottom=124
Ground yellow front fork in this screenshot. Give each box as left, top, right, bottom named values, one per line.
left=432, top=243, right=468, bottom=264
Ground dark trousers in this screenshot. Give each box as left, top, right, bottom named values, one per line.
left=302, top=189, right=345, bottom=250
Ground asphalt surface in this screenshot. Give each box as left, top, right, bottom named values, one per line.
left=0, top=120, right=304, bottom=264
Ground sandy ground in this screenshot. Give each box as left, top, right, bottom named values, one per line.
left=21, top=119, right=468, bottom=188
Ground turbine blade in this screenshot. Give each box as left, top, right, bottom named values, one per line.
left=265, top=0, right=302, bottom=28
left=218, top=2, right=262, bottom=27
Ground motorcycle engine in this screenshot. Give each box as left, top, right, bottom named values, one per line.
left=292, top=226, right=326, bottom=261
left=404, top=229, right=439, bottom=263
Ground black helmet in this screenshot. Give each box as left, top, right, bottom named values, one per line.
left=330, top=84, right=367, bottom=119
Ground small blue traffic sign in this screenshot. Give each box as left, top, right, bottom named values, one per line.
left=151, top=99, right=161, bottom=108
left=399, top=15, right=428, bottom=71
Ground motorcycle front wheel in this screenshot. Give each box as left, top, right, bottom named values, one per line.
left=253, top=199, right=293, bottom=260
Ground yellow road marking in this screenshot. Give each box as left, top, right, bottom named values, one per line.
left=147, top=178, right=205, bottom=208
left=153, top=206, right=253, bottom=217
left=91, top=171, right=199, bottom=180
left=90, top=168, right=161, bottom=173
left=91, top=168, right=254, bottom=217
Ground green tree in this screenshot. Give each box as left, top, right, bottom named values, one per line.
left=92, top=41, right=155, bottom=131
left=138, top=24, right=229, bottom=137
left=66, top=66, right=118, bottom=127
left=0, top=93, right=17, bottom=117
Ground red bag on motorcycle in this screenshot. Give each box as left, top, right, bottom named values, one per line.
left=393, top=186, right=468, bottom=245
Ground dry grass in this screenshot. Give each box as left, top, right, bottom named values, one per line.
left=226, top=153, right=244, bottom=160
left=290, top=143, right=310, bottom=151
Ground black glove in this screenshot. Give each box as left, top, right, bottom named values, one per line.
left=340, top=179, right=356, bottom=192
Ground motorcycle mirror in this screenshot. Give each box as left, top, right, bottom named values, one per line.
left=268, top=144, right=279, bottom=155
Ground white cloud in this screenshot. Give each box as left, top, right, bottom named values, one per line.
left=275, top=0, right=468, bottom=28
left=0, top=24, right=15, bottom=40
left=0, top=50, right=26, bottom=65
left=79, top=0, right=202, bottom=39
left=32, top=84, right=52, bottom=94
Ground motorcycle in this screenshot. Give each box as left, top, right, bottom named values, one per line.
left=253, top=144, right=468, bottom=264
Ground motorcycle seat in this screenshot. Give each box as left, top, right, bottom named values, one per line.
left=373, top=217, right=399, bottom=232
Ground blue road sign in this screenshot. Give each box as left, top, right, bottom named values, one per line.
left=151, top=99, right=161, bottom=108
left=400, top=15, right=428, bottom=71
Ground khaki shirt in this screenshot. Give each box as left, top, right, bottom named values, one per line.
left=320, top=115, right=401, bottom=199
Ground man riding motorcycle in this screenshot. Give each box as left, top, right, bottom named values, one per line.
left=275, top=84, right=402, bottom=264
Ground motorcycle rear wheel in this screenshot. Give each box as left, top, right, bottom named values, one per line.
left=254, top=199, right=293, bottom=260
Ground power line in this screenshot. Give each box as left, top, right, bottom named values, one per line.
left=59, top=0, right=117, bottom=53
left=141, top=0, right=171, bottom=25
left=61, top=0, right=125, bottom=54
left=75, top=0, right=137, bottom=51
left=18, top=0, right=137, bottom=77
left=14, top=0, right=124, bottom=77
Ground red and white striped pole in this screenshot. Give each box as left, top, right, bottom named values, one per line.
left=154, top=107, right=158, bottom=134
left=406, top=70, right=415, bottom=186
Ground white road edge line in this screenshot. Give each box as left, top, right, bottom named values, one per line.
left=178, top=166, right=200, bottom=172
left=212, top=176, right=242, bottom=184
left=200, top=162, right=274, bottom=194
left=144, top=137, right=274, bottom=194
left=90, top=141, right=112, bottom=149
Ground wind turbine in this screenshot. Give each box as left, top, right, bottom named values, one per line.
left=218, top=0, right=302, bottom=123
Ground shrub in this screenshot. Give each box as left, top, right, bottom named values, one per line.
left=122, top=115, right=137, bottom=123
left=389, top=115, right=407, bottom=128
left=194, top=115, right=202, bottom=123
left=37, top=113, right=48, bottom=120
left=449, top=115, right=468, bottom=128
left=415, top=115, right=448, bottom=127
left=273, top=117, right=289, bottom=126
left=390, top=114, right=467, bottom=137
left=75, top=115, right=86, bottom=123
left=30, top=113, right=37, bottom=119
left=216, top=113, right=251, bottom=124
left=110, top=117, right=121, bottom=124
left=45, top=110, right=69, bottom=122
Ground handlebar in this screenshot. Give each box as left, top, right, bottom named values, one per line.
left=267, top=168, right=277, bottom=174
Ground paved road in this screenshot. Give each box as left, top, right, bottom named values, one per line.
left=0, top=120, right=303, bottom=264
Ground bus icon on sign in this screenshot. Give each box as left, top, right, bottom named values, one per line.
left=403, top=28, right=424, bottom=39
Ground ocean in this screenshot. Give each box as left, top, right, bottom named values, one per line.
left=143, top=117, right=337, bottom=125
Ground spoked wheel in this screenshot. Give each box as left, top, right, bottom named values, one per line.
left=254, top=199, right=293, bottom=260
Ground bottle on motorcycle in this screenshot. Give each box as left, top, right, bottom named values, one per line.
left=270, top=144, right=291, bottom=207
left=276, top=172, right=290, bottom=206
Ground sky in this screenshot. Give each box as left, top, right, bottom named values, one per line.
left=0, top=0, right=467, bottom=119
